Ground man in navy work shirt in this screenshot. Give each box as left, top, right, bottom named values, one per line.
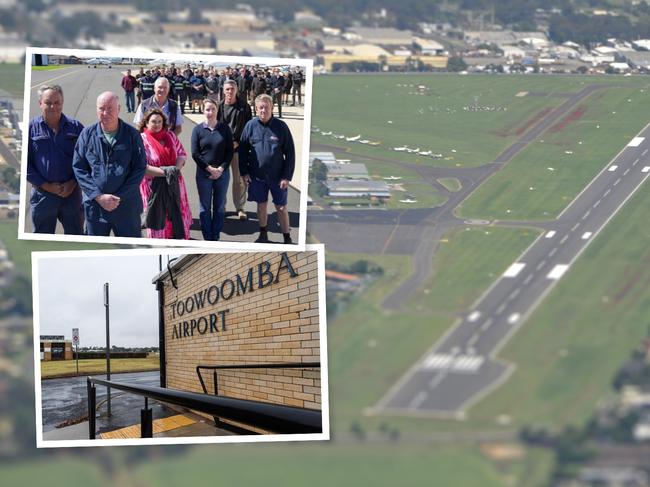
left=239, top=94, right=295, bottom=244
left=27, top=84, right=84, bottom=234
left=73, top=92, right=146, bottom=238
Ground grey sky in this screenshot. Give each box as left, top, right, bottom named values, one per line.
left=36, top=252, right=183, bottom=348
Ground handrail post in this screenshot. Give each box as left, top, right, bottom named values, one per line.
left=87, top=378, right=96, bottom=440
left=212, top=370, right=222, bottom=428
left=141, top=397, right=153, bottom=438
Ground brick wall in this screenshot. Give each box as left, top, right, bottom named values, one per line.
left=162, top=251, right=321, bottom=411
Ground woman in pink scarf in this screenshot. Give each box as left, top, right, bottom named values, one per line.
left=137, top=108, right=192, bottom=239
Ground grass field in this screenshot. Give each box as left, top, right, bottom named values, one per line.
left=32, top=66, right=65, bottom=71
left=0, top=221, right=111, bottom=275
left=40, top=356, right=160, bottom=378
left=0, top=63, right=24, bottom=97
left=438, top=177, right=462, bottom=192
left=458, top=79, right=650, bottom=221
left=312, top=74, right=642, bottom=169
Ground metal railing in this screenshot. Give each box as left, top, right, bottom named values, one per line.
left=86, top=375, right=322, bottom=439
left=195, top=362, right=321, bottom=430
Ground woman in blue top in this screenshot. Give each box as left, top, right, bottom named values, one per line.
left=190, top=98, right=234, bottom=241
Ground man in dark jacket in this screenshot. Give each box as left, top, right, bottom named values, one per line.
left=239, top=94, right=295, bottom=244
left=269, top=68, right=285, bottom=118
left=218, top=80, right=252, bottom=221
left=120, top=69, right=137, bottom=113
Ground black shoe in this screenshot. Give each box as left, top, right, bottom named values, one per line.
left=255, top=233, right=269, bottom=243
left=283, top=235, right=292, bottom=244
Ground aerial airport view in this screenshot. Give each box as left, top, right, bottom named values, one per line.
left=2, top=4, right=650, bottom=483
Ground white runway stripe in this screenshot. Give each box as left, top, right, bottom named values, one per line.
left=545, top=231, right=556, bottom=238
left=420, top=354, right=484, bottom=372
left=628, top=137, right=645, bottom=147
left=467, top=311, right=481, bottom=322
left=503, top=262, right=526, bottom=278
left=581, top=232, right=592, bottom=240
left=547, top=264, right=569, bottom=280
left=643, top=166, right=650, bottom=173
left=608, top=165, right=618, bottom=172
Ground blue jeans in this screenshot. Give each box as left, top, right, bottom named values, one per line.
left=196, top=168, right=230, bottom=241
left=125, top=91, right=135, bottom=112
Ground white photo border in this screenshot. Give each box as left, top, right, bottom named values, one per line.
left=33, top=244, right=329, bottom=448
left=19, top=46, right=313, bottom=252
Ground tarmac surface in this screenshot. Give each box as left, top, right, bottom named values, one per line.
left=40, top=370, right=176, bottom=435
left=24, top=65, right=306, bottom=244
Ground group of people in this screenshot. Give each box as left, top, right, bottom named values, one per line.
left=121, top=63, right=305, bottom=120
left=27, top=73, right=296, bottom=244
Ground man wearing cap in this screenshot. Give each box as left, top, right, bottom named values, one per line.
left=27, top=84, right=84, bottom=234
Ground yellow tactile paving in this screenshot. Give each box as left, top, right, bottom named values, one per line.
left=99, top=414, right=196, bottom=439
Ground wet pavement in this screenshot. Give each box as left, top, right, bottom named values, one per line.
left=41, top=371, right=177, bottom=434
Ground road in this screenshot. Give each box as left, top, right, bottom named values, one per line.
left=23, top=65, right=304, bottom=244
left=373, top=125, right=650, bottom=416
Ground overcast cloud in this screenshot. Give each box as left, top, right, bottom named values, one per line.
left=36, top=252, right=182, bottom=348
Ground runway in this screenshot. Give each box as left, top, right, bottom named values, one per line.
left=374, top=124, right=650, bottom=416
left=24, top=65, right=304, bottom=243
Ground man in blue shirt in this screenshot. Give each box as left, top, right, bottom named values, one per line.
left=133, top=77, right=183, bottom=135
left=27, top=84, right=84, bottom=234
left=239, top=94, right=295, bottom=244
left=72, top=92, right=147, bottom=237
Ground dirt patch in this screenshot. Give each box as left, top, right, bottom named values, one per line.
left=480, top=443, right=525, bottom=461
left=494, top=107, right=554, bottom=137
left=548, top=105, right=587, bottom=133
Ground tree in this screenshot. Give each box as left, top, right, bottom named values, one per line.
left=447, top=56, right=467, bottom=72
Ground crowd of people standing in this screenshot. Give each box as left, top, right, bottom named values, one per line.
left=27, top=62, right=303, bottom=244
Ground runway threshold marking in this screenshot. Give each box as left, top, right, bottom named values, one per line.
left=545, top=231, right=556, bottom=238
left=628, top=137, right=645, bottom=147
left=608, top=165, right=618, bottom=172
left=581, top=232, right=592, bottom=240
left=421, top=354, right=483, bottom=372
left=642, top=166, right=650, bottom=173
left=467, top=311, right=481, bottom=322
left=547, top=264, right=569, bottom=280
left=503, top=262, right=526, bottom=278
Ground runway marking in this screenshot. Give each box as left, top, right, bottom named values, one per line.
left=409, top=391, right=428, bottom=409
left=467, top=333, right=479, bottom=348
left=643, top=149, right=648, bottom=156
left=560, top=235, right=569, bottom=244
left=624, top=168, right=630, bottom=176
left=467, top=311, right=481, bottom=322
left=507, top=313, right=520, bottom=324
left=582, top=210, right=591, bottom=220
left=581, top=232, right=592, bottom=240
left=523, top=274, right=533, bottom=285
left=421, top=354, right=484, bottom=372
left=496, top=303, right=507, bottom=315
left=547, top=264, right=569, bottom=280
left=604, top=188, right=612, bottom=196
left=608, top=165, right=618, bottom=172
left=628, top=136, right=645, bottom=147
left=643, top=166, right=650, bottom=173
left=549, top=247, right=558, bottom=257
left=593, top=199, right=601, bottom=208
left=633, top=158, right=640, bottom=166
left=536, top=260, right=547, bottom=271
left=481, top=318, right=494, bottom=331
left=545, top=230, right=556, bottom=239
left=503, top=262, right=525, bottom=278
left=30, top=68, right=82, bottom=89
left=614, top=178, right=621, bottom=186
left=571, top=223, right=580, bottom=232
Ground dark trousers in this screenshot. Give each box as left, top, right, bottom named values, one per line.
left=196, top=169, right=230, bottom=241
left=30, top=186, right=83, bottom=234
left=84, top=200, right=142, bottom=237
left=292, top=84, right=302, bottom=105
left=273, top=91, right=282, bottom=118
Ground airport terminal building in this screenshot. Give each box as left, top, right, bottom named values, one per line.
left=153, top=250, right=322, bottom=433
left=40, top=335, right=73, bottom=361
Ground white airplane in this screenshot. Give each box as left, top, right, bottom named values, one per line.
left=431, top=153, right=443, bottom=159
left=321, top=131, right=332, bottom=136
left=368, top=141, right=381, bottom=146
left=419, top=150, right=432, bottom=156
left=399, top=198, right=418, bottom=203
left=383, top=176, right=403, bottom=180
left=86, top=58, right=113, bottom=66
left=393, top=146, right=408, bottom=151
left=346, top=135, right=361, bottom=141
left=359, top=139, right=370, bottom=144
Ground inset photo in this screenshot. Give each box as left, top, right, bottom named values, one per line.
left=20, top=47, right=312, bottom=249
left=33, top=246, right=328, bottom=447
